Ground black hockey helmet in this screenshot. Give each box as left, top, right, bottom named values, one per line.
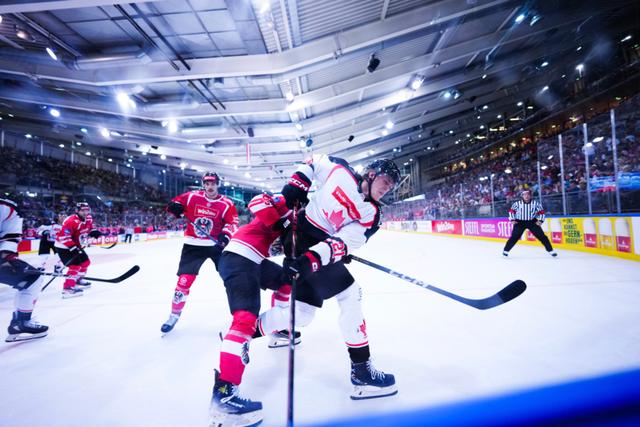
left=202, top=172, right=220, bottom=185
left=364, top=159, right=401, bottom=187
left=76, top=202, right=90, bottom=210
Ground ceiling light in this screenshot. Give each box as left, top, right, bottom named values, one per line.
left=576, top=46, right=582, bottom=52
left=160, top=154, right=167, bottom=160
left=100, top=128, right=110, bottom=138
left=222, top=158, right=229, bottom=164
left=258, top=0, right=270, bottom=14
left=385, top=120, right=394, bottom=129
left=481, top=74, right=487, bottom=79
left=180, top=162, right=187, bottom=169
left=295, top=123, right=303, bottom=131
left=110, top=131, right=122, bottom=137
left=540, top=61, right=549, bottom=67
left=515, top=13, right=526, bottom=24
left=285, top=91, right=295, bottom=102
left=576, top=63, right=584, bottom=71
left=517, top=101, right=524, bottom=107
left=46, top=47, right=58, bottom=61
left=482, top=105, right=489, bottom=110
left=116, top=92, right=136, bottom=109
left=167, top=119, right=179, bottom=133
left=585, top=142, right=593, bottom=148
left=410, top=76, right=423, bottom=90
left=381, top=129, right=388, bottom=136
left=368, top=149, right=375, bottom=155
left=530, top=13, right=541, bottom=26
left=298, top=140, right=306, bottom=148
left=76, top=141, right=82, bottom=146
left=58, top=144, right=64, bottom=148
left=497, top=114, right=502, bottom=119
left=592, top=136, right=604, bottom=143
left=25, top=134, right=32, bottom=139
left=505, top=168, right=512, bottom=174
left=16, top=29, right=30, bottom=40
left=621, top=35, right=632, bottom=43
left=540, top=165, right=548, bottom=170
left=49, top=108, right=60, bottom=117
left=0, top=15, right=3, bottom=24
left=479, top=125, right=485, bottom=130
left=244, top=172, right=251, bottom=178
left=80, top=127, right=88, bottom=133
left=541, top=85, right=549, bottom=92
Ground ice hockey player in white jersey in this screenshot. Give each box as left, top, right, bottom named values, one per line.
left=36, top=218, right=63, bottom=272
left=257, top=155, right=401, bottom=400
left=0, top=198, right=49, bottom=342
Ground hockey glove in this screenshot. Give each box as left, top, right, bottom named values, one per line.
left=281, top=172, right=311, bottom=209
left=273, top=216, right=292, bottom=232
left=217, top=232, right=230, bottom=248
left=283, top=251, right=321, bottom=280
left=0, top=251, right=19, bottom=271
left=89, top=230, right=102, bottom=238
left=167, top=201, right=184, bottom=218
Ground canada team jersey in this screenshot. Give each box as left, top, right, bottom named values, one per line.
left=295, top=155, right=381, bottom=266
left=55, top=214, right=94, bottom=250
left=224, top=193, right=290, bottom=264
left=172, top=190, right=238, bottom=247
left=0, top=199, right=22, bottom=253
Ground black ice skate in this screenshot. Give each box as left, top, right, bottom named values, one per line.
left=161, top=313, right=180, bottom=334
left=350, top=359, right=397, bottom=400
left=5, top=313, right=49, bottom=342
left=209, top=370, right=262, bottom=427
left=75, top=278, right=92, bottom=289
left=268, top=329, right=301, bottom=348
left=62, top=287, right=84, bottom=299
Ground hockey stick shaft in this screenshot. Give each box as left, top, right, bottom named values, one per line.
left=350, top=255, right=526, bottom=310
left=41, top=248, right=82, bottom=291
left=286, top=204, right=298, bottom=427
left=28, top=265, right=140, bottom=283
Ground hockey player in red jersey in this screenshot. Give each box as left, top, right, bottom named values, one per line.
left=258, top=155, right=401, bottom=401
left=161, top=172, right=239, bottom=333
left=208, top=192, right=296, bottom=426
left=55, top=202, right=102, bottom=299
left=1, top=198, right=50, bottom=342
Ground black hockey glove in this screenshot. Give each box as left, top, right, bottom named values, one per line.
left=281, top=172, right=311, bottom=209
left=283, top=251, right=321, bottom=280
left=272, top=216, right=292, bottom=232
left=217, top=232, right=230, bottom=248
left=167, top=201, right=184, bottom=218
left=89, top=229, right=102, bottom=238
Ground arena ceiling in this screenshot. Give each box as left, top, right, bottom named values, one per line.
left=0, top=0, right=637, bottom=190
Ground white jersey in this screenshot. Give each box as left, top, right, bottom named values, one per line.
left=0, top=199, right=23, bottom=254
left=295, top=155, right=381, bottom=266
left=37, top=224, right=61, bottom=242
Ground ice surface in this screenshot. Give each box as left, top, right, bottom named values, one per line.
left=1, top=231, right=639, bottom=426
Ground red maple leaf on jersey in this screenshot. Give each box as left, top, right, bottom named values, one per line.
left=323, top=209, right=346, bottom=229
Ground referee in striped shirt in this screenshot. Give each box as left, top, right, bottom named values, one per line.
left=503, top=189, right=557, bottom=257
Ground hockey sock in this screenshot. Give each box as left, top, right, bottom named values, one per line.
left=271, top=284, right=292, bottom=308
left=336, top=284, right=369, bottom=350
left=348, top=345, right=371, bottom=364
left=63, top=265, right=82, bottom=289
left=171, top=274, right=196, bottom=314
left=219, top=310, right=257, bottom=385
left=14, top=276, right=43, bottom=312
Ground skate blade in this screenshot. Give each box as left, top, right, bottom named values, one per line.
left=350, top=384, right=398, bottom=400
left=208, top=408, right=263, bottom=427
left=62, top=292, right=84, bottom=299
left=5, top=331, right=48, bottom=342
left=268, top=337, right=301, bottom=348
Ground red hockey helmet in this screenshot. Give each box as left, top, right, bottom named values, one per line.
left=202, top=172, right=220, bottom=185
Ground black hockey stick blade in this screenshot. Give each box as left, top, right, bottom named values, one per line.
left=28, top=265, right=140, bottom=284
left=84, top=265, right=140, bottom=283
left=351, top=255, right=526, bottom=310
left=100, top=242, right=118, bottom=249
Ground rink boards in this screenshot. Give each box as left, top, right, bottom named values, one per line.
left=384, top=215, right=640, bottom=262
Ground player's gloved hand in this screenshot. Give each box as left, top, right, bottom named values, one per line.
left=281, top=172, right=311, bottom=209
left=217, top=232, right=230, bottom=249
left=89, top=230, right=102, bottom=238
left=166, top=201, right=184, bottom=218
left=283, top=251, right=321, bottom=280
left=272, top=216, right=292, bottom=232
left=68, top=245, right=86, bottom=258
left=342, top=254, right=352, bottom=264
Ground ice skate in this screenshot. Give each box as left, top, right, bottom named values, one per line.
left=502, top=251, right=509, bottom=258
left=549, top=250, right=558, bottom=257
left=62, top=287, right=84, bottom=299
left=161, top=313, right=180, bottom=334
left=5, top=314, right=49, bottom=342
left=350, top=359, right=397, bottom=400
left=75, top=278, right=92, bottom=289
left=268, top=329, right=301, bottom=348
left=209, top=370, right=262, bottom=427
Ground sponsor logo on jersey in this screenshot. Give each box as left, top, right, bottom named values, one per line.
left=195, top=205, right=218, bottom=218
left=331, top=186, right=361, bottom=221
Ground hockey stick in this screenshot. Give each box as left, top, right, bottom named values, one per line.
left=286, top=203, right=299, bottom=427
left=28, top=265, right=140, bottom=284
left=100, top=242, right=118, bottom=249
left=41, top=248, right=83, bottom=291
left=350, top=255, right=526, bottom=310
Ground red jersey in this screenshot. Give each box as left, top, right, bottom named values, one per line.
left=172, top=190, right=238, bottom=246
left=224, top=193, right=290, bottom=264
left=55, top=213, right=94, bottom=249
